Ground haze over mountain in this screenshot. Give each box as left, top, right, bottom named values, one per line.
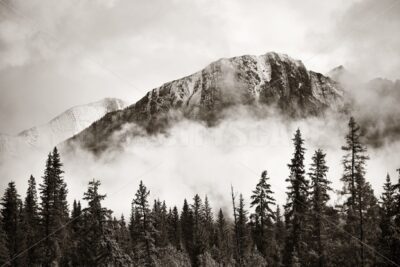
left=0, top=50, right=399, bottom=218
left=65, top=52, right=346, bottom=154
left=0, top=98, right=127, bottom=160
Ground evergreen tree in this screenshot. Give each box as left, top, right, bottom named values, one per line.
left=191, top=194, right=206, bottom=266
left=273, top=205, right=285, bottom=267
left=1, top=181, right=23, bottom=267
left=129, top=201, right=141, bottom=259
left=152, top=199, right=168, bottom=248
left=80, top=179, right=110, bottom=265
left=66, top=199, right=83, bottom=266
left=283, top=129, right=309, bottom=266
left=133, top=180, right=156, bottom=266
left=250, top=170, right=276, bottom=260
left=115, top=215, right=131, bottom=256
left=235, top=194, right=250, bottom=265
left=80, top=179, right=131, bottom=266
left=392, top=169, right=400, bottom=265
left=22, top=176, right=41, bottom=266
left=203, top=196, right=214, bottom=250
left=39, top=148, right=69, bottom=266
left=215, top=209, right=232, bottom=265
left=341, top=117, right=374, bottom=267
left=51, top=147, right=69, bottom=225
left=341, top=117, right=368, bottom=209
left=308, top=149, right=331, bottom=267
left=180, top=199, right=193, bottom=257
left=378, top=174, right=396, bottom=265
left=0, top=219, right=9, bottom=266
left=167, top=206, right=181, bottom=250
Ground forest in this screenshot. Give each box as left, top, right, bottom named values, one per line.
left=1, top=117, right=400, bottom=267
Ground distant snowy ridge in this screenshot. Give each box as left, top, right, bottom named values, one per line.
left=0, top=98, right=127, bottom=158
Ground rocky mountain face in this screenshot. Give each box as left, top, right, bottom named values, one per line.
left=0, top=98, right=127, bottom=159
left=65, top=52, right=346, bottom=154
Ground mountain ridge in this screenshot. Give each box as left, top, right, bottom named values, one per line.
left=0, top=98, right=128, bottom=159
left=64, top=52, right=346, bottom=154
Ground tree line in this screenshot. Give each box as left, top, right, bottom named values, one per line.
left=1, top=117, right=400, bottom=266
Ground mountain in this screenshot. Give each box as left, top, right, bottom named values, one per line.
left=0, top=98, right=127, bottom=158
left=327, top=65, right=346, bottom=81
left=65, top=52, right=346, bottom=154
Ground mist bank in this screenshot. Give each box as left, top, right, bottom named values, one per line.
left=1, top=103, right=398, bottom=217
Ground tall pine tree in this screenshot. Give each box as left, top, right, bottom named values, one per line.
left=133, top=180, right=157, bottom=266
left=250, top=170, right=276, bottom=261
left=1, top=181, right=23, bottom=267
left=167, top=206, right=181, bottom=250
left=392, top=169, right=400, bottom=265
left=39, top=148, right=69, bottom=266
left=80, top=179, right=131, bottom=266
left=378, top=173, right=396, bottom=265
left=180, top=199, right=193, bottom=259
left=341, top=117, right=374, bottom=267
left=234, top=194, right=250, bottom=265
left=284, top=129, right=309, bottom=266
left=191, top=194, right=206, bottom=266
left=22, top=176, right=41, bottom=266
left=0, top=218, right=9, bottom=266
left=308, top=149, right=331, bottom=267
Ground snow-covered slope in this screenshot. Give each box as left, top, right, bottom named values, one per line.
left=66, top=52, right=346, bottom=154
left=0, top=98, right=127, bottom=158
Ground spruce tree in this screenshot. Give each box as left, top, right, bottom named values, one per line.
left=152, top=199, right=168, bottom=248
left=378, top=174, right=396, bottom=265
left=203, top=196, right=214, bottom=249
left=341, top=117, right=368, bottom=209
left=22, top=176, right=41, bottom=266
left=250, top=170, right=276, bottom=259
left=133, top=180, right=156, bottom=266
left=191, top=194, right=206, bottom=266
left=308, top=149, right=331, bottom=267
left=0, top=219, right=9, bottom=266
left=115, top=215, right=131, bottom=256
left=129, top=201, right=141, bottom=260
left=80, top=179, right=110, bottom=265
left=80, top=179, right=131, bottom=266
left=39, top=148, right=69, bottom=265
left=1, top=181, right=23, bottom=267
left=215, top=209, right=232, bottom=265
left=283, top=129, right=309, bottom=266
left=392, top=169, right=400, bottom=265
left=234, top=194, right=250, bottom=265
left=341, top=117, right=372, bottom=267
left=51, top=147, right=69, bottom=225
left=167, top=206, right=181, bottom=250
left=180, top=199, right=193, bottom=258
left=273, top=205, right=285, bottom=267
left=67, top=199, right=82, bottom=266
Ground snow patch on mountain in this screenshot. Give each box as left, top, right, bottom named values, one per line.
left=65, top=52, right=346, bottom=154
left=0, top=98, right=127, bottom=159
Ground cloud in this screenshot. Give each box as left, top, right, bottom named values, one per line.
left=0, top=0, right=360, bottom=134
left=312, top=0, right=400, bottom=80
left=1, top=0, right=399, bottom=217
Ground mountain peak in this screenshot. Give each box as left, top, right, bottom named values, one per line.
left=65, top=52, right=345, bottom=154
left=1, top=98, right=128, bottom=159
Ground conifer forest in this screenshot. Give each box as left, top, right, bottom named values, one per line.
left=1, top=117, right=400, bottom=267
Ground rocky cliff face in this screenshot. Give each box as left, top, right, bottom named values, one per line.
left=0, top=98, right=127, bottom=159
left=66, top=52, right=345, bottom=153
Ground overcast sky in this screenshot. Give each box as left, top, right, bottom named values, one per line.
left=0, top=0, right=399, bottom=134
